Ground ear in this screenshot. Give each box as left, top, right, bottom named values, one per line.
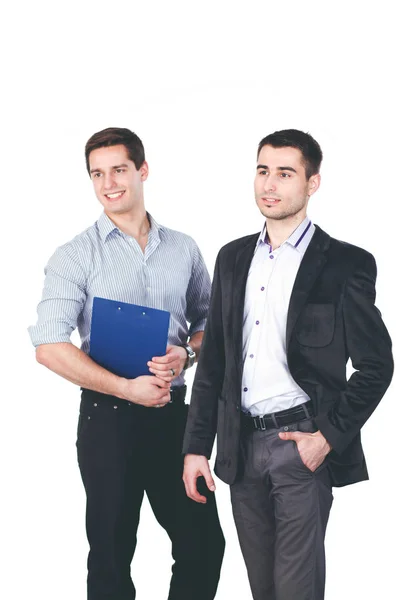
left=307, top=173, right=321, bottom=197
left=140, top=161, right=149, bottom=182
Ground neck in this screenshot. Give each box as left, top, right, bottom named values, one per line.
left=105, top=206, right=150, bottom=239
left=266, top=212, right=307, bottom=250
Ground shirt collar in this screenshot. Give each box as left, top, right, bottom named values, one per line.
left=257, top=216, right=314, bottom=256
left=97, top=212, right=118, bottom=242
left=97, top=211, right=164, bottom=243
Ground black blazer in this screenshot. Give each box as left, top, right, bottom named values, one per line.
left=183, top=225, right=394, bottom=487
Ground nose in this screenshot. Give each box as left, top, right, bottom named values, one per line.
left=263, top=174, right=277, bottom=193
left=103, top=172, right=117, bottom=190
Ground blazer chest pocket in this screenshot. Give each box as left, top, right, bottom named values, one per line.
left=295, top=303, right=335, bottom=347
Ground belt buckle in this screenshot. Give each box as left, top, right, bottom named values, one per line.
left=253, top=415, right=266, bottom=431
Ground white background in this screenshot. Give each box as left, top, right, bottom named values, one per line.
left=2, top=1, right=399, bottom=598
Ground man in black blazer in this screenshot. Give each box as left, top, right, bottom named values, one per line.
left=182, top=129, right=393, bottom=600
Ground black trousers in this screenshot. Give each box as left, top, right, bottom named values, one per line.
left=77, top=388, right=225, bottom=600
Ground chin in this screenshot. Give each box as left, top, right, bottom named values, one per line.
left=259, top=206, right=283, bottom=218
left=265, top=213, right=288, bottom=221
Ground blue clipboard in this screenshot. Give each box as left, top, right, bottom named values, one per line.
left=89, top=297, right=170, bottom=379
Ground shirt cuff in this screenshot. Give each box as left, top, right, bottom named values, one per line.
left=188, top=319, right=207, bottom=337
left=28, top=323, right=72, bottom=347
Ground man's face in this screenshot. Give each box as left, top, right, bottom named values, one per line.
left=254, top=145, right=320, bottom=221
left=89, top=144, right=148, bottom=216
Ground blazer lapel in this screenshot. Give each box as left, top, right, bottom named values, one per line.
left=232, top=234, right=259, bottom=373
left=286, top=226, right=331, bottom=348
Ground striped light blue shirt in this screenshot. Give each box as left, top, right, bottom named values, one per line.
left=28, top=212, right=211, bottom=387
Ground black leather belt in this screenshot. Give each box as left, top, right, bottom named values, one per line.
left=81, top=385, right=187, bottom=408
left=168, top=385, right=187, bottom=404
left=241, top=401, right=314, bottom=432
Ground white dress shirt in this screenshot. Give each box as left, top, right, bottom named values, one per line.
left=241, top=217, right=315, bottom=415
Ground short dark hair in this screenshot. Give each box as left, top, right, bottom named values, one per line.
left=257, top=129, right=323, bottom=179
left=85, top=127, right=145, bottom=174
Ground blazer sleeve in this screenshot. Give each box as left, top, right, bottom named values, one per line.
left=182, top=250, right=225, bottom=458
left=315, top=252, right=394, bottom=454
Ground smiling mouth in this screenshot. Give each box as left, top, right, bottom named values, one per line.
left=262, top=197, right=281, bottom=204
left=105, top=191, right=125, bottom=200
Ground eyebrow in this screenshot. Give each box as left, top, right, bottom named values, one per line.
left=256, top=164, right=297, bottom=173
left=90, top=163, right=129, bottom=174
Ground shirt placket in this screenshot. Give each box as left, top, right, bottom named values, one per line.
left=242, top=248, right=276, bottom=406
left=124, top=230, right=161, bottom=307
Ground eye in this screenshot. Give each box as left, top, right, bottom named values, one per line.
left=280, top=172, right=291, bottom=178
left=115, top=168, right=126, bottom=174
left=258, top=170, right=267, bottom=176
left=92, top=172, right=102, bottom=178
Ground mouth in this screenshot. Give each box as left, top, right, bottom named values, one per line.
left=261, top=196, right=281, bottom=206
left=104, top=191, right=125, bottom=201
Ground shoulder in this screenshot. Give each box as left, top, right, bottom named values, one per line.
left=217, top=233, right=259, bottom=261
left=329, top=239, right=376, bottom=272
left=158, top=225, right=205, bottom=258
left=316, top=226, right=376, bottom=271
left=47, top=222, right=99, bottom=270
left=159, top=224, right=197, bottom=246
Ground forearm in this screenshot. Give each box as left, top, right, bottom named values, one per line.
left=183, top=326, right=224, bottom=457
left=188, top=331, right=203, bottom=361
left=315, top=362, right=392, bottom=455
left=315, top=253, right=393, bottom=454
left=35, top=342, right=129, bottom=399
left=183, top=252, right=225, bottom=456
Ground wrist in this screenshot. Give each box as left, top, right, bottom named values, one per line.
left=185, top=453, right=207, bottom=463
left=117, top=377, right=133, bottom=401
left=315, top=430, right=332, bottom=453
left=182, top=344, right=196, bottom=369
left=176, top=346, right=188, bottom=362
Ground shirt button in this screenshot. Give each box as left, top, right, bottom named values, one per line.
left=261, top=287, right=265, bottom=291
left=249, top=354, right=254, bottom=358
left=283, top=426, right=289, bottom=431
left=256, top=320, right=260, bottom=325
left=269, top=255, right=274, bottom=260
left=243, top=387, right=248, bottom=392
left=113, top=405, right=118, bottom=410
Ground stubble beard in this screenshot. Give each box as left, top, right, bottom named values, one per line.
left=257, top=194, right=308, bottom=222
left=259, top=204, right=304, bottom=221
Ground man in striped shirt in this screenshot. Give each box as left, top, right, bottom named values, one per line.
left=29, top=127, right=224, bottom=600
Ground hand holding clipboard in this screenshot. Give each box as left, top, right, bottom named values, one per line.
left=89, top=297, right=171, bottom=380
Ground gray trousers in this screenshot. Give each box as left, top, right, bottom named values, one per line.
left=230, top=418, right=333, bottom=600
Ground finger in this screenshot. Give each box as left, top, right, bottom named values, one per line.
left=149, top=377, right=171, bottom=389
left=150, top=394, right=170, bottom=407
left=183, top=477, right=203, bottom=502
left=201, top=467, right=216, bottom=492
left=150, top=354, right=173, bottom=364
left=148, top=361, right=175, bottom=372
left=153, top=353, right=181, bottom=365
left=150, top=370, right=173, bottom=382
left=278, top=431, right=305, bottom=441
left=184, top=475, right=207, bottom=504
